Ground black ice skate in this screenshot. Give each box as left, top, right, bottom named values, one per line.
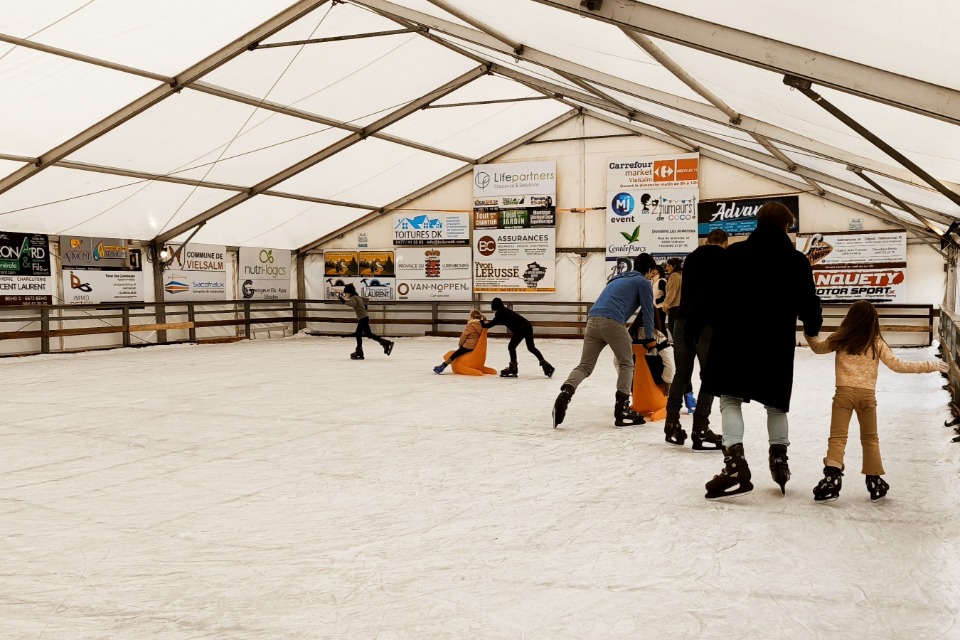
left=769, top=444, right=790, bottom=495
left=663, top=412, right=687, bottom=446
left=553, top=384, right=575, bottom=428
left=813, top=466, right=843, bottom=502
left=865, top=475, right=889, bottom=501
left=382, top=340, right=394, bottom=356
left=350, top=350, right=364, bottom=360
left=540, top=361, right=555, bottom=378
left=614, top=391, right=645, bottom=428
left=691, top=415, right=722, bottom=451
left=500, top=362, right=518, bottom=378
left=705, top=443, right=753, bottom=499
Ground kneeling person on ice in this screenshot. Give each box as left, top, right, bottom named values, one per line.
left=481, top=298, right=554, bottom=378
left=434, top=310, right=486, bottom=374
left=339, top=283, right=394, bottom=360
left=553, top=253, right=658, bottom=428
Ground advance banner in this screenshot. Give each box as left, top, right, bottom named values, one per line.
left=239, top=247, right=291, bottom=300
left=473, top=229, right=556, bottom=292
left=606, top=153, right=700, bottom=274
left=393, top=212, right=469, bottom=246
left=0, top=231, right=54, bottom=305
left=162, top=243, right=227, bottom=301
left=698, top=195, right=799, bottom=240
left=798, top=230, right=907, bottom=303
left=395, top=246, right=472, bottom=301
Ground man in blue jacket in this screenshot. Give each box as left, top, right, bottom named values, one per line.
left=553, top=253, right=658, bottom=428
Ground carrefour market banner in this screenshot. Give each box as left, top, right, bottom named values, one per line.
left=798, top=230, right=907, bottom=303
left=395, top=246, right=471, bottom=301
left=239, top=247, right=291, bottom=300
left=698, top=195, right=800, bottom=240
left=162, top=242, right=227, bottom=301
left=606, top=153, right=700, bottom=270
left=0, top=231, right=53, bottom=305
left=473, top=229, right=556, bottom=292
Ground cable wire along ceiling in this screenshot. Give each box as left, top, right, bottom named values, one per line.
left=0, top=0, right=957, bottom=250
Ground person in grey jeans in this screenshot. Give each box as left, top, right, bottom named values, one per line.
left=553, top=253, right=658, bottom=428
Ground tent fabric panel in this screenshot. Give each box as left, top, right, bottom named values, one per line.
left=0, top=0, right=294, bottom=76
left=0, top=167, right=230, bottom=239
left=653, top=0, right=960, bottom=89
left=0, top=47, right=158, bottom=156
left=272, top=137, right=466, bottom=205
left=202, top=26, right=477, bottom=127
left=69, top=90, right=354, bottom=186
left=185, top=197, right=365, bottom=250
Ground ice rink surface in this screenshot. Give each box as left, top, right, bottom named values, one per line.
left=3, top=335, right=959, bottom=639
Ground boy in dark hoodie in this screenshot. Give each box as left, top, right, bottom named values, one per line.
left=481, top=298, right=554, bottom=378
left=339, top=283, right=394, bottom=360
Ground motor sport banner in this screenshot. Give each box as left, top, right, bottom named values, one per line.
left=698, top=195, right=800, bottom=240
left=393, top=212, right=470, bottom=246
left=395, top=246, right=472, bottom=301
left=239, top=247, right=291, bottom=300
left=797, top=230, right=907, bottom=303
left=473, top=229, right=556, bottom=292
left=162, top=243, right=227, bottom=301
left=606, top=153, right=700, bottom=270
left=62, top=270, right=144, bottom=304
left=0, top=231, right=54, bottom=305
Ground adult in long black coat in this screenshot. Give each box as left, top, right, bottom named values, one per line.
left=696, top=202, right=822, bottom=499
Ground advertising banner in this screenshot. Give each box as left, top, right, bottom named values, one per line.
left=393, top=212, right=470, bottom=246
left=0, top=231, right=54, bottom=305
left=162, top=243, right=227, bottom=301
left=239, top=247, right=291, bottom=300
left=358, top=251, right=395, bottom=277
left=606, top=154, right=700, bottom=277
left=473, top=161, right=557, bottom=199
left=61, top=236, right=138, bottom=270
left=473, top=229, right=556, bottom=292
left=797, top=230, right=907, bottom=303
left=698, top=195, right=799, bottom=240
left=359, top=276, right=394, bottom=302
left=324, top=251, right=359, bottom=277
left=395, top=246, right=472, bottom=301
left=62, top=270, right=143, bottom=304
left=324, top=276, right=362, bottom=301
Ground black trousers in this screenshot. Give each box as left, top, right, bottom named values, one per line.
left=507, top=328, right=544, bottom=363
left=446, top=346, right=474, bottom=363
left=354, top=317, right=384, bottom=350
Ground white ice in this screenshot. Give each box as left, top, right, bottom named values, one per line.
left=3, top=335, right=959, bottom=639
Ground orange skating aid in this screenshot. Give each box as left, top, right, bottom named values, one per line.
left=630, top=344, right=668, bottom=422
left=443, top=329, right=497, bottom=376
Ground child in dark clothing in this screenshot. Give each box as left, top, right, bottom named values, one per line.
left=339, top=283, right=393, bottom=360
left=481, top=298, right=554, bottom=378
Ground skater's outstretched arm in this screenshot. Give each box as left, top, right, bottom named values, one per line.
left=878, top=342, right=941, bottom=374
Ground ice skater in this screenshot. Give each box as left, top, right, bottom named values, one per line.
left=806, top=301, right=947, bottom=502
left=339, top=283, right=394, bottom=360
left=699, top=203, right=822, bottom=499
left=434, top=310, right=485, bottom=374
left=481, top=298, right=554, bottom=378
left=553, top=253, right=658, bottom=428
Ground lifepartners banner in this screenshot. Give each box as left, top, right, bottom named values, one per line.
left=61, top=236, right=143, bottom=304
left=606, top=153, right=700, bottom=276
left=0, top=231, right=53, bottom=305
left=239, top=247, right=291, bottom=300
left=798, top=230, right=907, bottom=303
left=473, top=160, right=557, bottom=293
left=162, top=243, right=227, bottom=301
left=395, top=246, right=472, bottom=301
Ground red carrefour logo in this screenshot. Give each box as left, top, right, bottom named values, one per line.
left=478, top=236, right=497, bottom=256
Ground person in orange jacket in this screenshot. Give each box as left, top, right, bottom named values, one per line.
left=433, top=310, right=486, bottom=374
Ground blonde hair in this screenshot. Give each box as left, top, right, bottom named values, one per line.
left=469, top=309, right=484, bottom=321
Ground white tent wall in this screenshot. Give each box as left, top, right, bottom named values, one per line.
left=309, top=114, right=946, bottom=311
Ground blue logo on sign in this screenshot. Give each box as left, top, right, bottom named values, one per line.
left=611, top=192, right=634, bottom=216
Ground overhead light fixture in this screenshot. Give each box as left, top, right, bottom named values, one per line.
left=159, top=247, right=170, bottom=261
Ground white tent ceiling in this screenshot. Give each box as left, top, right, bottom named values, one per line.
left=0, top=0, right=957, bottom=251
